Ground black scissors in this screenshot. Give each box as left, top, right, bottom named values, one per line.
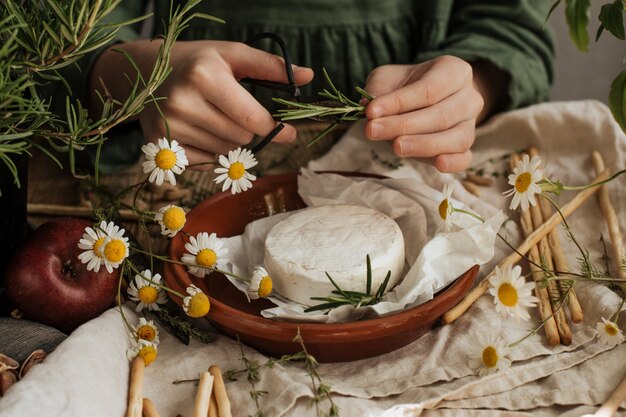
left=242, top=32, right=345, bottom=153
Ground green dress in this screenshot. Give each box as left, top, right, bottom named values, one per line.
left=45, top=0, right=554, bottom=171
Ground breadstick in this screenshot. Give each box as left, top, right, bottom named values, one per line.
left=526, top=149, right=572, bottom=345
left=539, top=198, right=584, bottom=323
left=441, top=168, right=609, bottom=324
left=193, top=372, right=214, bottom=417
left=209, top=365, right=232, bottom=417
left=592, top=151, right=624, bottom=279
left=126, top=357, right=145, bottom=417
left=465, top=173, right=495, bottom=186
left=209, top=394, right=219, bottom=417
left=142, top=398, right=161, bottom=417
left=461, top=180, right=481, bottom=197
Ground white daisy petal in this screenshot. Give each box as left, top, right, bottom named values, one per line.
left=182, top=232, right=230, bottom=278
left=488, top=264, right=537, bottom=321
left=595, top=317, right=624, bottom=346
left=468, top=333, right=512, bottom=376
left=504, top=155, right=544, bottom=212
left=213, top=147, right=258, bottom=194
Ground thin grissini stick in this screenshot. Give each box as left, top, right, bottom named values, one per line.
left=539, top=198, right=584, bottom=323
left=465, top=173, right=495, bottom=187
left=209, top=365, right=232, bottom=417
left=142, top=398, right=162, bottom=417
left=461, top=180, right=481, bottom=197
left=441, top=169, right=610, bottom=325
left=126, top=357, right=145, bottom=417
left=510, top=152, right=560, bottom=346
left=529, top=193, right=573, bottom=345
left=520, top=215, right=560, bottom=346
left=27, top=203, right=138, bottom=221
left=209, top=394, right=218, bottom=417
left=193, top=372, right=214, bottom=417
left=592, top=151, right=625, bottom=279
left=526, top=148, right=572, bottom=345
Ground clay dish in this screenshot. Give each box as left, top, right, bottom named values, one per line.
left=164, top=172, right=478, bottom=362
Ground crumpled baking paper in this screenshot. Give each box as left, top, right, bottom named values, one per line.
left=221, top=169, right=504, bottom=323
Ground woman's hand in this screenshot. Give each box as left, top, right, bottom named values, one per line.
left=89, top=40, right=314, bottom=168
left=363, top=55, right=488, bottom=173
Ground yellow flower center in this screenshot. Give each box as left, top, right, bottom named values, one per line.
left=93, top=237, right=106, bottom=257
left=186, top=292, right=210, bottom=318
left=103, top=239, right=127, bottom=263
left=137, top=345, right=157, bottom=366
left=515, top=172, right=532, bottom=193
left=228, top=162, right=246, bottom=180
left=482, top=346, right=499, bottom=368
left=438, top=199, right=449, bottom=220
left=497, top=283, right=519, bottom=307
left=258, top=276, right=273, bottom=298
left=196, top=249, right=217, bottom=268
left=605, top=323, right=618, bottom=336
left=136, top=325, right=157, bottom=342
left=162, top=206, right=186, bottom=231
left=138, top=286, right=159, bottom=304
left=155, top=149, right=177, bottom=170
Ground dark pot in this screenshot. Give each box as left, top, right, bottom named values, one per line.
left=0, top=154, right=29, bottom=285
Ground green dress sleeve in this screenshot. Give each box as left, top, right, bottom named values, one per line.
left=416, top=0, right=555, bottom=110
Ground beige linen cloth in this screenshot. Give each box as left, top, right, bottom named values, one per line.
left=1, top=100, right=626, bottom=417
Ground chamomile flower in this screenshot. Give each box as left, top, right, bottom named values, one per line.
left=142, top=138, right=189, bottom=186
left=437, top=184, right=454, bottom=232
left=468, top=333, right=511, bottom=376
left=127, top=339, right=158, bottom=366
left=78, top=221, right=128, bottom=273
left=503, top=154, right=544, bottom=211
left=248, top=266, right=273, bottom=300
left=488, top=265, right=538, bottom=321
left=154, top=205, right=186, bottom=237
left=214, top=147, right=258, bottom=194
left=183, top=284, right=210, bottom=318
left=127, top=270, right=168, bottom=312
left=181, top=232, right=229, bottom=278
left=101, top=233, right=129, bottom=274
left=77, top=221, right=109, bottom=272
left=133, top=317, right=160, bottom=345
left=595, top=317, right=624, bottom=346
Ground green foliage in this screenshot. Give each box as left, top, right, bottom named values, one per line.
left=549, top=0, right=625, bottom=133
left=0, top=0, right=222, bottom=188
left=565, top=0, right=592, bottom=52
left=609, top=68, right=626, bottom=132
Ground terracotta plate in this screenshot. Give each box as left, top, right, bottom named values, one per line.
left=164, top=172, right=478, bottom=362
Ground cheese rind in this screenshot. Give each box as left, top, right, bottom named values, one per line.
left=264, top=205, right=405, bottom=306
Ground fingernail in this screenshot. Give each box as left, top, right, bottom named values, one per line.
left=370, top=105, right=382, bottom=119
left=369, top=122, right=381, bottom=139
left=398, top=139, right=414, bottom=156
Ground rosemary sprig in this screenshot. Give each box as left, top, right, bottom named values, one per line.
left=304, top=255, right=391, bottom=313
left=272, top=68, right=371, bottom=147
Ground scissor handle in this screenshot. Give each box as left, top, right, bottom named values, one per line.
left=240, top=32, right=301, bottom=97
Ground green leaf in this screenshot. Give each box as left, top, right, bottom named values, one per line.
left=545, top=0, right=563, bottom=25
left=565, top=0, right=591, bottom=51
left=598, top=1, right=625, bottom=40
left=366, top=254, right=372, bottom=295
left=609, top=68, right=626, bottom=133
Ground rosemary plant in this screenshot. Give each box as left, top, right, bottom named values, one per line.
left=0, top=0, right=222, bottom=188
left=304, top=255, right=391, bottom=313
left=272, top=68, right=371, bottom=146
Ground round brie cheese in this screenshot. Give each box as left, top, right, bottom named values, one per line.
left=264, top=204, right=405, bottom=306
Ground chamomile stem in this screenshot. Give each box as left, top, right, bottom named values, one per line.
left=561, top=169, right=626, bottom=191
left=117, top=263, right=135, bottom=335
left=508, top=284, right=572, bottom=349
left=127, top=262, right=187, bottom=299
left=451, top=207, right=485, bottom=223
left=131, top=247, right=250, bottom=283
